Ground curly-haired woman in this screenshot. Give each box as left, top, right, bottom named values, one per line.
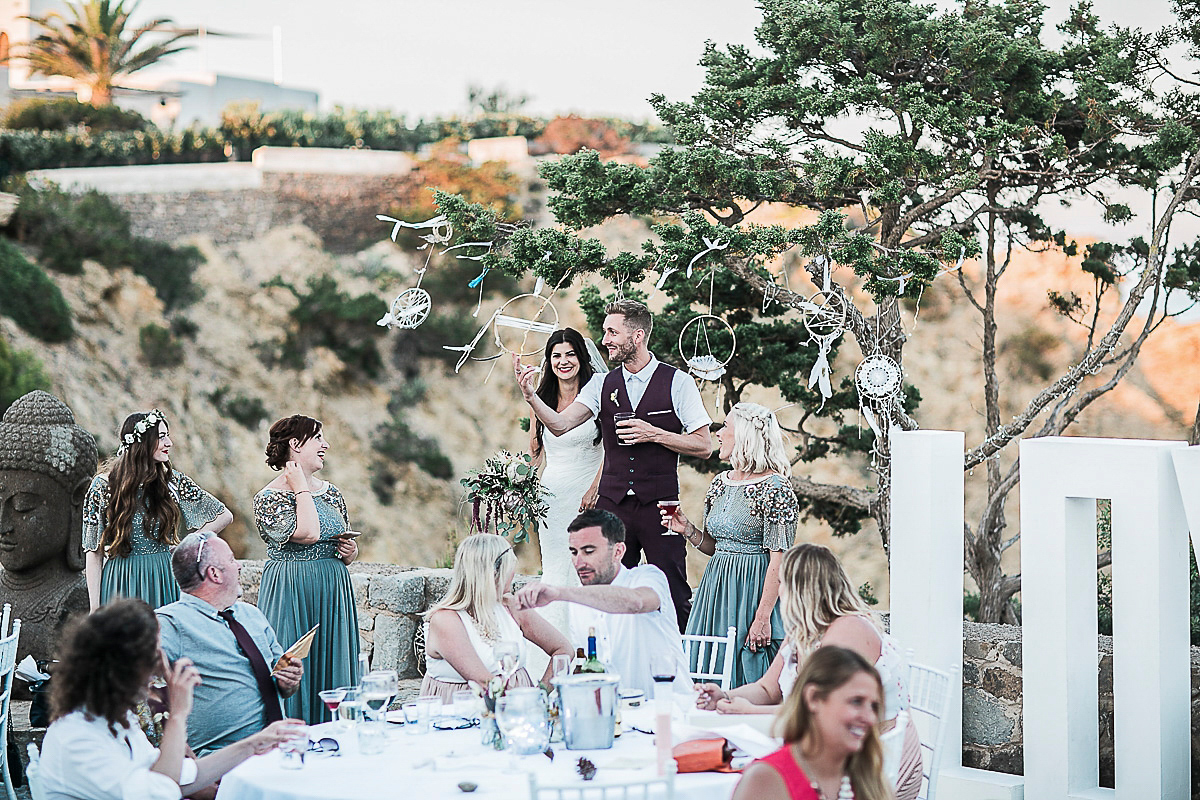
left=253, top=414, right=359, bottom=724
left=83, top=410, right=232, bottom=611
left=39, top=598, right=301, bottom=800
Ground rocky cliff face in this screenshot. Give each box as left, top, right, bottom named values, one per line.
left=6, top=217, right=1191, bottom=599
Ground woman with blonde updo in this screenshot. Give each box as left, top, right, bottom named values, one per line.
left=696, top=543, right=921, bottom=799
left=83, top=410, right=232, bottom=611
left=422, top=533, right=572, bottom=700
left=660, top=402, right=797, bottom=687
left=732, top=645, right=893, bottom=800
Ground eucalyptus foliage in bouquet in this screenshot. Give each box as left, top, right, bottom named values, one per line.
left=461, top=449, right=550, bottom=543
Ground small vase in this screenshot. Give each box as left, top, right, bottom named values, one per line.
left=480, top=713, right=504, bottom=750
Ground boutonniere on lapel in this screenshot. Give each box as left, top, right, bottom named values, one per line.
left=609, top=390, right=619, bottom=405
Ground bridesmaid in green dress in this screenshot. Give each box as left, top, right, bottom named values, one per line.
left=83, top=409, right=233, bottom=611
left=253, top=414, right=360, bottom=724
left=660, top=402, right=797, bottom=688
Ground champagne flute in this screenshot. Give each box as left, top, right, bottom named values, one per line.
left=361, top=673, right=394, bottom=722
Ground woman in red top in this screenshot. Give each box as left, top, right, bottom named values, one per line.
left=733, top=646, right=893, bottom=800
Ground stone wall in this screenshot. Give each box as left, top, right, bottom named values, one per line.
left=250, top=562, right=1200, bottom=792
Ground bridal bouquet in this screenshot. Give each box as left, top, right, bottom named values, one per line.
left=461, top=450, right=551, bottom=543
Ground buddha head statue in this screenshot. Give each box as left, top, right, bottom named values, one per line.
left=0, top=391, right=98, bottom=577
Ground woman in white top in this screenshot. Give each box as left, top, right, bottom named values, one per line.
left=40, top=598, right=301, bottom=800
left=422, top=534, right=572, bottom=701
left=695, top=543, right=922, bottom=800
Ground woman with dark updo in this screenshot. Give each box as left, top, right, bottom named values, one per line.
left=83, top=409, right=232, bottom=611
left=253, top=414, right=360, bottom=724
left=39, top=598, right=300, bottom=800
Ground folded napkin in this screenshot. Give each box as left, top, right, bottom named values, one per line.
left=16, top=655, right=50, bottom=684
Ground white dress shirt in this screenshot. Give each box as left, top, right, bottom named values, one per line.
left=40, top=710, right=197, bottom=800
left=568, top=564, right=692, bottom=695
left=576, top=353, right=712, bottom=434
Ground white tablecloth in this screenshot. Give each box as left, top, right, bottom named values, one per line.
left=215, top=716, right=743, bottom=800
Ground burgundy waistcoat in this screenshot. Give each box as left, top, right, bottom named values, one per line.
left=598, top=363, right=683, bottom=503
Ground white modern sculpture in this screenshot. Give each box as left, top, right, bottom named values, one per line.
left=1021, top=437, right=1189, bottom=800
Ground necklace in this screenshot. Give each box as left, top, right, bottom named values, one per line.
left=793, top=748, right=854, bottom=800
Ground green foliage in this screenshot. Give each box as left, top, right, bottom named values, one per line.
left=857, top=582, right=879, bottom=607
left=0, top=238, right=73, bottom=342
left=269, top=275, right=388, bottom=380
left=4, top=182, right=203, bottom=308
left=137, top=323, right=183, bottom=368
left=0, top=335, right=51, bottom=415
left=2, top=97, right=150, bottom=131
left=369, top=384, right=454, bottom=502
left=208, top=386, right=269, bottom=430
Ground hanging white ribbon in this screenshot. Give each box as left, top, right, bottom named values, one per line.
left=807, top=337, right=834, bottom=408
left=686, top=237, right=729, bottom=278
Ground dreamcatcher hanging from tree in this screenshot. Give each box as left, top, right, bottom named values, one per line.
left=374, top=214, right=453, bottom=330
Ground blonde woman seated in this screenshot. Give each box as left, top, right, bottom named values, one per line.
left=422, top=533, right=572, bottom=700
left=732, top=645, right=893, bottom=800
left=697, top=543, right=921, bottom=800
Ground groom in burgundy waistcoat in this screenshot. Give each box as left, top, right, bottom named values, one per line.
left=515, top=299, right=712, bottom=630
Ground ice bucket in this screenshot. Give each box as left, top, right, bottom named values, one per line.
left=552, top=674, right=621, bottom=750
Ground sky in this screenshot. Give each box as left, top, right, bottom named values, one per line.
left=130, top=0, right=1191, bottom=242
left=136, top=0, right=1183, bottom=121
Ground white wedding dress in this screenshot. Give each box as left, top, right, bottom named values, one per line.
left=535, top=421, right=603, bottom=636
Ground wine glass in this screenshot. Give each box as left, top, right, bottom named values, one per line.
left=319, top=688, right=346, bottom=726
left=361, top=672, right=395, bottom=722
left=650, top=654, right=677, bottom=717
left=494, top=640, right=520, bottom=686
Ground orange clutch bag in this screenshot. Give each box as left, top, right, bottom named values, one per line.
left=671, top=738, right=739, bottom=773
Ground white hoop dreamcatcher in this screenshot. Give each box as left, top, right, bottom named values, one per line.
left=801, top=291, right=847, bottom=407
left=854, top=352, right=903, bottom=449
left=443, top=292, right=560, bottom=374
left=375, top=214, right=453, bottom=330
left=677, top=314, right=736, bottom=382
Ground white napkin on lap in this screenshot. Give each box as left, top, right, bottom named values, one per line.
left=16, top=655, right=50, bottom=683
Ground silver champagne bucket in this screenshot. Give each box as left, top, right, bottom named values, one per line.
left=552, top=674, right=621, bottom=750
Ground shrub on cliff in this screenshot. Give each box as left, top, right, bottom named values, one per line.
left=267, top=274, right=388, bottom=380
left=0, top=238, right=73, bottom=342
left=0, top=335, right=51, bottom=415
left=5, top=182, right=202, bottom=308
left=2, top=97, right=151, bottom=132
left=138, top=323, right=183, bottom=368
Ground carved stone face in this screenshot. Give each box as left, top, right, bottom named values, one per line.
left=0, top=469, right=74, bottom=573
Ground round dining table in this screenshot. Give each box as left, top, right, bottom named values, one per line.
left=214, top=715, right=744, bottom=800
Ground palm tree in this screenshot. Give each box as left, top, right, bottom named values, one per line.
left=18, top=0, right=195, bottom=105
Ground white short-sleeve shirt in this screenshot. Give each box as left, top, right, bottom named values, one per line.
left=568, top=565, right=692, bottom=695
left=576, top=354, right=711, bottom=434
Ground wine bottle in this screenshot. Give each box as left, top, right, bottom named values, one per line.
left=571, top=647, right=586, bottom=675
left=580, top=627, right=605, bottom=673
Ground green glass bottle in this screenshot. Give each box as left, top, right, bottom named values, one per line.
left=580, top=626, right=605, bottom=673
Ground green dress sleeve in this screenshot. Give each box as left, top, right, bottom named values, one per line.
left=756, top=475, right=799, bottom=552
left=81, top=474, right=110, bottom=552
left=171, top=470, right=228, bottom=532
left=324, top=483, right=351, bottom=530
left=254, top=489, right=298, bottom=545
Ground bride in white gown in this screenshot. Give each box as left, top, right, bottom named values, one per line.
left=527, top=328, right=607, bottom=644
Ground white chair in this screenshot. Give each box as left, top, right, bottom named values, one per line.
left=879, top=708, right=909, bottom=788
left=24, top=744, right=45, bottom=800
left=529, top=768, right=674, bottom=800
left=680, top=626, right=736, bottom=690
left=906, top=659, right=957, bottom=800
left=0, top=604, right=22, bottom=800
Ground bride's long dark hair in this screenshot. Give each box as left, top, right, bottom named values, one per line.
left=533, top=327, right=602, bottom=456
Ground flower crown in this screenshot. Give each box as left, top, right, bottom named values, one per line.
left=117, top=409, right=165, bottom=456
left=734, top=404, right=772, bottom=432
